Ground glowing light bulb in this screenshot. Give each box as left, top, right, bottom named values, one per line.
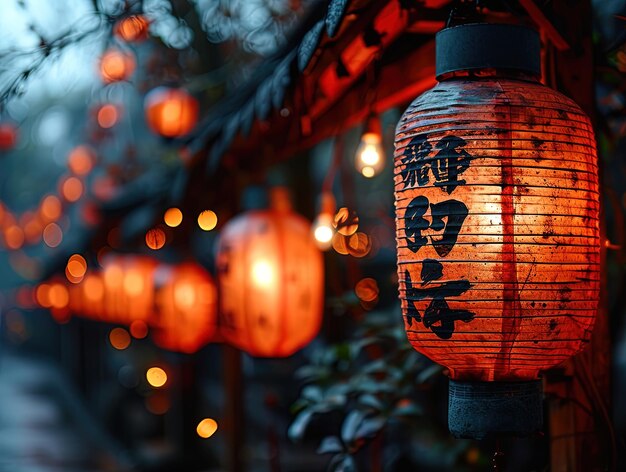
left=251, top=260, right=274, bottom=288
left=312, top=213, right=334, bottom=250
left=146, top=367, right=167, bottom=388
left=355, top=133, right=384, bottom=178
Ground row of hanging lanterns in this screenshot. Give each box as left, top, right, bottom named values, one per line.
left=36, top=188, right=325, bottom=357
left=394, top=23, right=600, bottom=439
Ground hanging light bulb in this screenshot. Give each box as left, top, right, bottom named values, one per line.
left=311, top=192, right=336, bottom=250
left=355, top=114, right=385, bottom=178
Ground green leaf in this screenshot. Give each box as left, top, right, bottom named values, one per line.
left=341, top=410, right=367, bottom=444
left=288, top=408, right=315, bottom=442
left=355, top=415, right=386, bottom=439
left=357, top=394, right=384, bottom=410
left=317, top=436, right=344, bottom=454
left=328, top=453, right=356, bottom=472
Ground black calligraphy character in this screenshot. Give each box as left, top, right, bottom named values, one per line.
left=432, top=135, right=474, bottom=194
left=404, top=196, right=468, bottom=257
left=401, top=134, right=432, bottom=189
left=401, top=135, right=474, bottom=194
left=404, top=196, right=430, bottom=253
left=404, top=260, right=475, bottom=339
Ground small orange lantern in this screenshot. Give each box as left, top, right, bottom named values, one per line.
left=99, top=48, right=135, bottom=84
left=394, top=24, right=600, bottom=438
left=152, top=262, right=217, bottom=353
left=216, top=188, right=325, bottom=357
left=144, top=87, right=199, bottom=138
left=0, top=123, right=18, bottom=151
left=114, top=15, right=150, bottom=42
left=101, top=255, right=157, bottom=324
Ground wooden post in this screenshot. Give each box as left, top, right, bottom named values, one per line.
left=543, top=1, right=613, bottom=470
left=223, top=344, right=244, bottom=472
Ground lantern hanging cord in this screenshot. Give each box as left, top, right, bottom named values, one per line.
left=321, top=134, right=344, bottom=195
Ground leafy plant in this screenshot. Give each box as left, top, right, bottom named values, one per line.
left=288, top=311, right=444, bottom=471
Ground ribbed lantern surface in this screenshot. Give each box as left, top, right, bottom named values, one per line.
left=216, top=189, right=324, bottom=357
left=395, top=30, right=600, bottom=385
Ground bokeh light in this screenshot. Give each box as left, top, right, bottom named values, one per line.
left=130, top=320, right=148, bottom=339
left=196, top=418, right=218, bottom=439
left=146, top=367, right=168, bottom=388
left=43, top=223, right=63, bottom=247
left=164, top=207, right=183, bottom=227
left=61, top=176, right=84, bottom=202
left=146, top=228, right=166, bottom=250
left=100, top=49, right=135, bottom=83
left=109, top=327, right=131, bottom=350
left=40, top=195, right=62, bottom=221
left=96, top=104, right=119, bottom=128
left=68, top=146, right=95, bottom=175
left=197, top=210, right=218, bottom=231
left=355, top=278, right=379, bottom=302
left=334, top=207, right=359, bottom=236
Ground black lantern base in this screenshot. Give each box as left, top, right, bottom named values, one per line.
left=448, top=379, right=543, bottom=439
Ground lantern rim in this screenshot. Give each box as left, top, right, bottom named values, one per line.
left=435, top=23, right=541, bottom=80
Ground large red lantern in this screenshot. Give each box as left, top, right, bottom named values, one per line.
left=152, top=262, right=217, bottom=353
left=216, top=188, right=324, bottom=357
left=144, top=87, right=199, bottom=138
left=394, top=24, right=600, bottom=438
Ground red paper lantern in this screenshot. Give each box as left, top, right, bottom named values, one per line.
left=216, top=188, right=324, bottom=357
left=0, top=123, right=18, bottom=151
left=99, top=48, right=135, bottom=84
left=101, top=255, right=157, bottom=324
left=394, top=24, right=600, bottom=438
left=152, top=262, right=217, bottom=353
left=144, top=87, right=199, bottom=138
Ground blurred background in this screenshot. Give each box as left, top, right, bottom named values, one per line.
left=0, top=0, right=625, bottom=471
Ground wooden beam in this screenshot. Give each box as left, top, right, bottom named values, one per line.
left=519, top=0, right=570, bottom=51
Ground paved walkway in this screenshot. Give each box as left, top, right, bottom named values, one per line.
left=0, top=353, right=134, bottom=472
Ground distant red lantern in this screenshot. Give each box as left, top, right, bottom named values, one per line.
left=216, top=188, right=324, bottom=357
left=101, top=255, right=157, bottom=324
left=114, top=15, right=150, bottom=42
left=395, top=24, right=600, bottom=438
left=0, top=123, right=18, bottom=151
left=152, top=263, right=217, bottom=353
left=144, top=87, right=199, bottom=137
left=99, top=48, right=135, bottom=83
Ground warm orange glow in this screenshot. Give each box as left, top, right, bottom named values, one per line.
left=331, top=232, right=349, bottom=255
left=109, top=327, right=131, bottom=350
left=216, top=194, right=324, bottom=357
left=104, top=263, right=123, bottom=288
left=61, top=176, right=83, bottom=202
left=23, top=217, right=43, bottom=244
left=48, top=283, right=69, bottom=309
left=100, top=49, right=135, bottom=83
left=152, top=263, right=217, bottom=353
left=196, top=418, right=218, bottom=439
left=251, top=260, right=274, bottom=288
left=123, top=269, right=145, bottom=296
left=145, top=228, right=166, bottom=250
left=114, top=15, right=150, bottom=42
left=346, top=232, right=371, bottom=258
left=43, top=223, right=63, bottom=247
left=144, top=87, right=199, bottom=137
left=96, top=104, right=119, bottom=128
left=66, top=254, right=87, bottom=278
left=146, top=367, right=167, bottom=388
left=164, top=207, right=183, bottom=227
left=36, top=283, right=52, bottom=308
left=197, top=210, right=217, bottom=231
left=334, top=207, right=359, bottom=236
left=68, top=146, right=95, bottom=175
left=355, top=278, right=379, bottom=302
left=40, top=195, right=62, bottom=221
left=130, top=320, right=148, bottom=339
left=83, top=274, right=104, bottom=302
left=4, top=225, right=24, bottom=249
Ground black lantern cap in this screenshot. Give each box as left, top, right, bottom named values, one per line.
left=448, top=379, right=543, bottom=439
left=435, top=23, right=541, bottom=79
